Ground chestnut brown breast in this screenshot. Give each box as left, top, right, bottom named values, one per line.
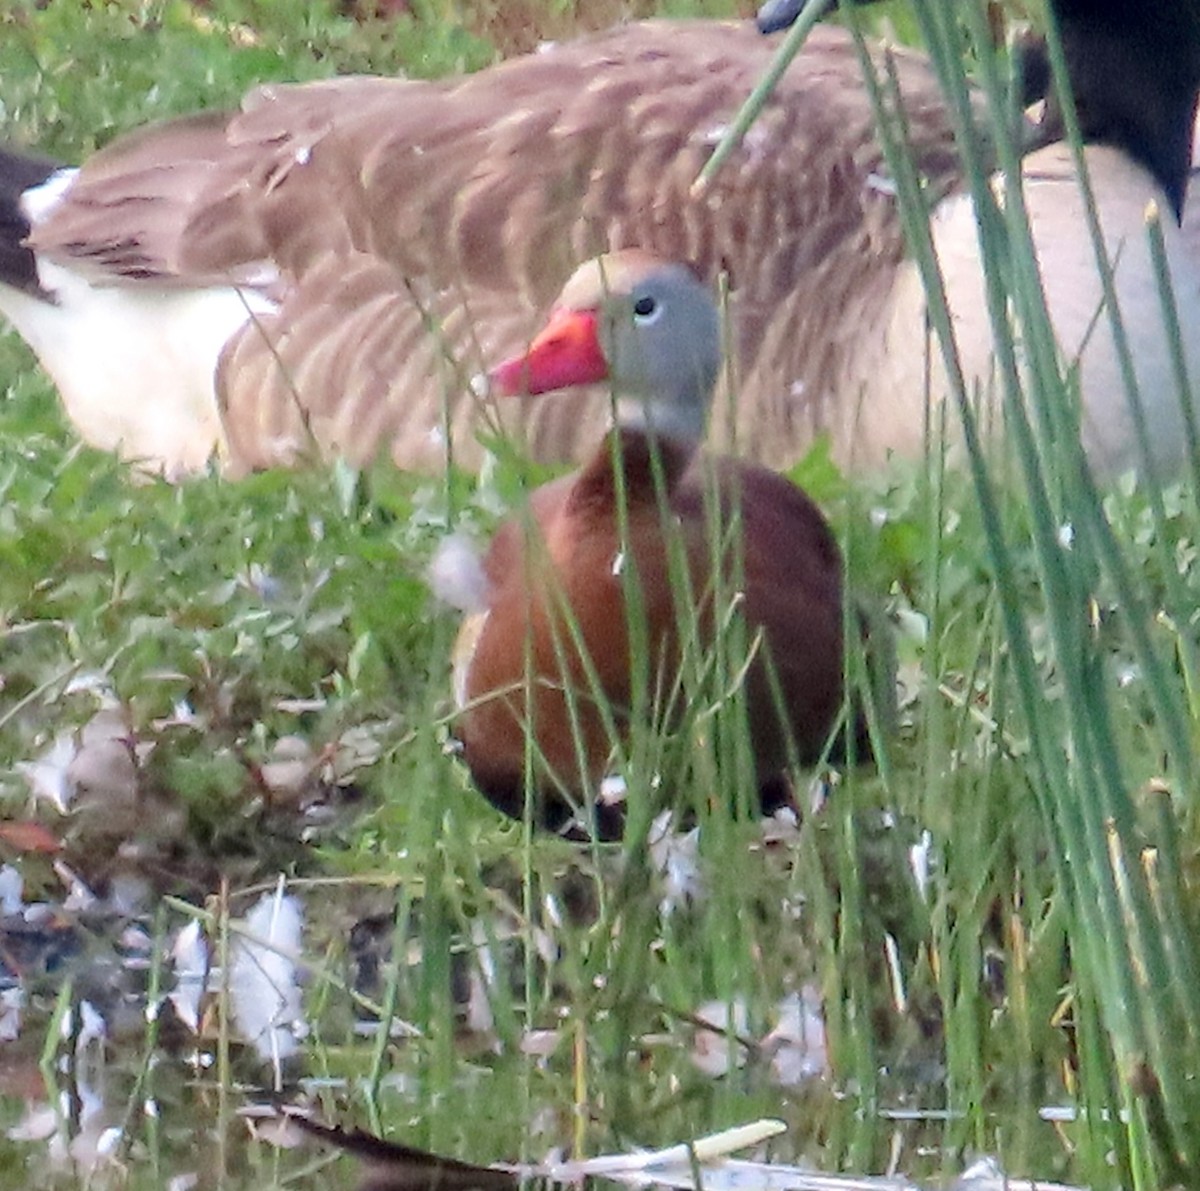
left=456, top=431, right=847, bottom=837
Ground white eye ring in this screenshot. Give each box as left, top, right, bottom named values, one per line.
left=632, top=293, right=662, bottom=325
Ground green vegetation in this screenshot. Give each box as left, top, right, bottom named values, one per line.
left=1, top=2, right=1199, bottom=1189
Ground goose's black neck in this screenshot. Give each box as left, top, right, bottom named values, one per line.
left=758, top=0, right=1200, bottom=221
left=1051, top=3, right=1200, bottom=221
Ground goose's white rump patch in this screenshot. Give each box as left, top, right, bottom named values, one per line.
left=0, top=262, right=277, bottom=476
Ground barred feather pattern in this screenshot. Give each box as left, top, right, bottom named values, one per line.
left=29, top=22, right=964, bottom=473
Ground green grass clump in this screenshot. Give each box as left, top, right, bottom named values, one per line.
left=0, top=0, right=495, bottom=159
left=842, top=1, right=1200, bottom=1184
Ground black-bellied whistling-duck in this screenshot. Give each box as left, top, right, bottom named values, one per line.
left=0, top=3, right=1197, bottom=479
left=452, top=251, right=853, bottom=839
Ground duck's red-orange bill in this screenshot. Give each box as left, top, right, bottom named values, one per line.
left=489, top=308, right=607, bottom=396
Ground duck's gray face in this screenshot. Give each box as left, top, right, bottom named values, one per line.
left=488, top=253, right=722, bottom=443
left=594, top=262, right=722, bottom=441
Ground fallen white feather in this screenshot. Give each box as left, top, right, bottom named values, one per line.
left=167, top=919, right=209, bottom=1032
left=428, top=532, right=490, bottom=613
left=540, top=1119, right=786, bottom=1179
left=228, top=882, right=306, bottom=1082
left=17, top=732, right=76, bottom=813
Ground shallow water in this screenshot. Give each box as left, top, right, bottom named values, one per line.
left=0, top=867, right=1084, bottom=1191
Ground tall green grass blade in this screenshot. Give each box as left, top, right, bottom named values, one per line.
left=847, top=0, right=1200, bottom=1182
left=693, top=0, right=833, bottom=194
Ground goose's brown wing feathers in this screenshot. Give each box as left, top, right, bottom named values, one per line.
left=30, top=21, right=961, bottom=470
left=217, top=252, right=600, bottom=471
left=33, top=112, right=267, bottom=286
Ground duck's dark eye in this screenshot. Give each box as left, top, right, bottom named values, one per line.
left=633, top=294, right=658, bottom=320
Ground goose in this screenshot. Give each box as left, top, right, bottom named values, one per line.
left=451, top=251, right=853, bottom=839
left=1, top=4, right=1197, bottom=479
left=0, top=18, right=963, bottom=477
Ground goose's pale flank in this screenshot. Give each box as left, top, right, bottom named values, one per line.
left=770, top=0, right=1200, bottom=476
left=859, top=144, right=1200, bottom=475
left=452, top=251, right=853, bottom=840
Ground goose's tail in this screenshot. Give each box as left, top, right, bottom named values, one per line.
left=0, top=145, right=62, bottom=299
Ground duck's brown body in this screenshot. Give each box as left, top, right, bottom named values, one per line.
left=457, top=430, right=845, bottom=837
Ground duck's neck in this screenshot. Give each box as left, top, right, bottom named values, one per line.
left=614, top=392, right=707, bottom=444
left=1053, top=6, right=1200, bottom=219
left=570, top=426, right=699, bottom=514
